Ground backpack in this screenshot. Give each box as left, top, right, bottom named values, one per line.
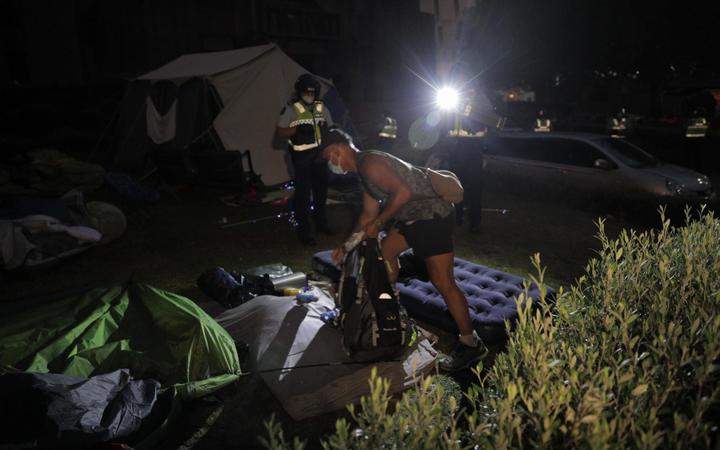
left=426, top=168, right=464, bottom=204
left=337, top=238, right=413, bottom=362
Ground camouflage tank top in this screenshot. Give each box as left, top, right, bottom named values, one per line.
left=356, top=151, right=453, bottom=222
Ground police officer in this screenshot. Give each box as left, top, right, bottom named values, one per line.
left=448, top=88, right=487, bottom=139
left=534, top=109, right=551, bottom=132
left=445, top=75, right=489, bottom=233
left=685, top=109, right=709, bottom=170
left=276, top=74, right=334, bottom=245
left=377, top=110, right=398, bottom=152
left=686, top=110, right=708, bottom=138
left=608, top=107, right=630, bottom=137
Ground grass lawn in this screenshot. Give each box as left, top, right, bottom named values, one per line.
left=2, top=178, right=640, bottom=448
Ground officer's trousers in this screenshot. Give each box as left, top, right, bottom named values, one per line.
left=290, top=148, right=328, bottom=239
left=450, top=139, right=484, bottom=229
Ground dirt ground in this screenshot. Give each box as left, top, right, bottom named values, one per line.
left=3, top=174, right=646, bottom=448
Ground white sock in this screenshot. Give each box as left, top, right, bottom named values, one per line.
left=458, top=330, right=479, bottom=347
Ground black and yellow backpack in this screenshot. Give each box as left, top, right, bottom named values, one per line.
left=337, top=238, right=413, bottom=362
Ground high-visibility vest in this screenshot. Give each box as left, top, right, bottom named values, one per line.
left=449, top=102, right=485, bottom=138
left=378, top=116, right=398, bottom=139
left=534, top=118, right=551, bottom=132
left=611, top=117, right=628, bottom=132
left=686, top=117, right=708, bottom=138
left=289, top=101, right=325, bottom=151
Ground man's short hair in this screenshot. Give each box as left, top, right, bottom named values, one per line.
left=322, top=128, right=358, bottom=151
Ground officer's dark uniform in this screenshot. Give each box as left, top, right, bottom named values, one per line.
left=447, top=93, right=486, bottom=232
left=277, top=77, right=333, bottom=244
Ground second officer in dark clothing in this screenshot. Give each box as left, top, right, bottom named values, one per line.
left=276, top=74, right=334, bottom=245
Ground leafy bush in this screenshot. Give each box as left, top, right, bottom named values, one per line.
left=264, top=210, right=720, bottom=449
left=261, top=371, right=462, bottom=450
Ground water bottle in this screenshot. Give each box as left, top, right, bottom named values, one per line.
left=282, top=287, right=303, bottom=296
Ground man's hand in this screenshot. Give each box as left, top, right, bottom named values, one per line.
left=331, top=246, right=345, bottom=265
left=361, top=220, right=381, bottom=239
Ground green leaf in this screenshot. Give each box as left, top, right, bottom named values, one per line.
left=618, top=373, right=634, bottom=384
left=631, top=384, right=648, bottom=396
left=580, top=415, right=598, bottom=424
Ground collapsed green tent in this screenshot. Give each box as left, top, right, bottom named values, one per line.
left=0, top=283, right=240, bottom=398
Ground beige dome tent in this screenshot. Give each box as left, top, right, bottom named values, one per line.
left=103, top=44, right=355, bottom=186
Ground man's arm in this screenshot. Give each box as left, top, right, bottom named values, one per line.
left=356, top=191, right=381, bottom=231
left=360, top=156, right=413, bottom=237
left=332, top=190, right=380, bottom=264
left=276, top=104, right=297, bottom=138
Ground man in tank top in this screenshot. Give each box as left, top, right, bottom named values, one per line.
left=322, top=136, right=489, bottom=372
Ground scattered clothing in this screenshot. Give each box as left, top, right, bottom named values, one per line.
left=17, top=214, right=102, bottom=243
left=0, top=369, right=160, bottom=449
left=146, top=97, right=178, bottom=144
left=197, top=267, right=271, bottom=307
left=0, top=193, right=125, bottom=269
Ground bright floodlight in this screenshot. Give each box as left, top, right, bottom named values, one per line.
left=436, top=86, right=459, bottom=110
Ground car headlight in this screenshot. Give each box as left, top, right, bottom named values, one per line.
left=666, top=179, right=685, bottom=195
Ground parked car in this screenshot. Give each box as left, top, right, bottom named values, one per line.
left=426, top=131, right=715, bottom=216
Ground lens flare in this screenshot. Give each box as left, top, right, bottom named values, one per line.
left=425, top=110, right=441, bottom=126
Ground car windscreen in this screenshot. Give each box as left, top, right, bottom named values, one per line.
left=596, top=138, right=657, bottom=168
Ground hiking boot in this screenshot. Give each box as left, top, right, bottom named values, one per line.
left=439, top=340, right=489, bottom=372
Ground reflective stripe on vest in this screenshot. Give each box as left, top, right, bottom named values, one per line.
left=448, top=128, right=485, bottom=138
left=534, top=118, right=551, bottom=132
left=289, top=101, right=324, bottom=151
left=450, top=103, right=483, bottom=137
left=379, top=117, right=397, bottom=139
left=611, top=117, right=628, bottom=131
left=686, top=118, right=708, bottom=138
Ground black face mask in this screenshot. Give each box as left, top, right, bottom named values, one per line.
left=301, top=92, right=316, bottom=104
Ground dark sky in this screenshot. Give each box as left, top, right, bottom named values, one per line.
left=1, top=0, right=718, bottom=96
left=459, top=0, right=719, bottom=85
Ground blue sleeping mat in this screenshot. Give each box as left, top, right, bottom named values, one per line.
left=312, top=250, right=551, bottom=343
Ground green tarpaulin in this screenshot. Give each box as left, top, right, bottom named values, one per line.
left=0, top=283, right=240, bottom=398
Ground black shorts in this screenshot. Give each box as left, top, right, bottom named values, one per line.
left=394, top=210, right=455, bottom=259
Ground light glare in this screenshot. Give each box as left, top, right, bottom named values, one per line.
left=436, top=87, right=459, bottom=110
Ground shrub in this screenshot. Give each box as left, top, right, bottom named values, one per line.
left=265, top=210, right=720, bottom=449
